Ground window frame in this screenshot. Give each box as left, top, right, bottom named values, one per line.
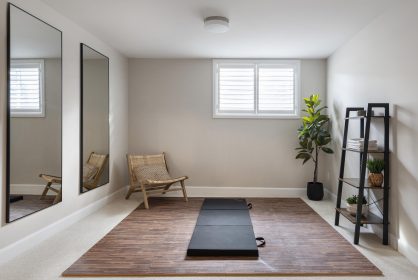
left=213, top=59, right=301, bottom=119
left=10, top=59, right=45, bottom=118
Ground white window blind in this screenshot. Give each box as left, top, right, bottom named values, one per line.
left=10, top=59, right=45, bottom=117
left=218, top=66, right=255, bottom=112
left=258, top=66, right=295, bottom=113
left=213, top=60, right=300, bottom=118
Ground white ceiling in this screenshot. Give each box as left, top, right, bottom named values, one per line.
left=41, top=0, right=392, bottom=59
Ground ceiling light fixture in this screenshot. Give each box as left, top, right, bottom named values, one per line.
left=204, top=16, right=230, bottom=33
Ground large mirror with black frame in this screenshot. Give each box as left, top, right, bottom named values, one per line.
left=80, top=44, right=109, bottom=194
left=7, top=4, right=62, bottom=222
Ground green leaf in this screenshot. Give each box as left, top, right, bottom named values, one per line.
left=322, top=147, right=334, bottom=154
left=303, top=157, right=311, bottom=164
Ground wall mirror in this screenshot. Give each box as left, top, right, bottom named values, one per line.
left=7, top=4, right=62, bottom=222
left=80, top=44, right=109, bottom=194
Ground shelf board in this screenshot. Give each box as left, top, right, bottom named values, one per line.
left=338, top=178, right=387, bottom=189
left=342, top=147, right=386, bottom=154
left=345, top=115, right=391, bottom=120
left=336, top=208, right=383, bottom=224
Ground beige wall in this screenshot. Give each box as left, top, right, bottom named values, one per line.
left=128, top=59, right=327, bottom=189
left=10, top=58, right=61, bottom=188
left=82, top=58, right=109, bottom=185
left=0, top=0, right=128, bottom=250
left=326, top=0, right=418, bottom=266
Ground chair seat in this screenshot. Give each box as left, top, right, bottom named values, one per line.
left=39, top=174, right=62, bottom=184
left=145, top=176, right=188, bottom=185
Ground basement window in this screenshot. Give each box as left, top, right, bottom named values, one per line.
left=10, top=59, right=45, bottom=117
left=213, top=59, right=300, bottom=119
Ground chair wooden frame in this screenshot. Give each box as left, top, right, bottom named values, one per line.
left=39, top=152, right=108, bottom=203
left=126, top=153, right=188, bottom=209
left=39, top=174, right=62, bottom=204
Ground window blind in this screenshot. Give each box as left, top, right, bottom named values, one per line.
left=258, top=67, right=295, bottom=112
left=10, top=60, right=44, bottom=116
left=214, top=60, right=300, bottom=118
left=218, top=66, right=255, bottom=112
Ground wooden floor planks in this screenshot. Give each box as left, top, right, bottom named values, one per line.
left=63, top=198, right=382, bottom=277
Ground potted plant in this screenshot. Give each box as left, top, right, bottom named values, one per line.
left=295, top=94, right=333, bottom=201
left=346, top=195, right=368, bottom=216
left=367, top=158, right=385, bottom=187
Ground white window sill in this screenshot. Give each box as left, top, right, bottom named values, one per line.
left=213, top=113, right=300, bottom=120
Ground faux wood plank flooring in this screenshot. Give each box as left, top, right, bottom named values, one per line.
left=63, top=198, right=382, bottom=277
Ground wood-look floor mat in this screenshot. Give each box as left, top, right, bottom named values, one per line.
left=63, top=198, right=382, bottom=277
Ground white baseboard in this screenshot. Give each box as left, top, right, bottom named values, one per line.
left=10, top=184, right=46, bottom=195
left=0, top=186, right=128, bottom=265
left=398, top=238, right=418, bottom=268
left=324, top=187, right=337, bottom=202
left=370, top=224, right=398, bottom=250
left=160, top=186, right=306, bottom=198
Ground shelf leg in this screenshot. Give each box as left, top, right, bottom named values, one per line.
left=383, top=104, right=390, bottom=245
left=335, top=182, right=343, bottom=226
left=354, top=105, right=372, bottom=245
left=335, top=109, right=353, bottom=226
left=354, top=189, right=364, bottom=245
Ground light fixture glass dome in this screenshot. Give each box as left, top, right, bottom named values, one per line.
left=204, top=16, right=230, bottom=33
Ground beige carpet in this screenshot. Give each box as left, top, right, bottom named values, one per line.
left=63, top=197, right=382, bottom=277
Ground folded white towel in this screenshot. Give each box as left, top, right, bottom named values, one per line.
left=347, top=144, right=378, bottom=151
left=347, top=143, right=378, bottom=147
left=347, top=138, right=377, bottom=144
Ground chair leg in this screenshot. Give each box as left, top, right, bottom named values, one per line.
left=140, top=184, right=149, bottom=209
left=53, top=187, right=62, bottom=204
left=41, top=182, right=52, bottom=200
left=125, top=186, right=134, bottom=199
left=180, top=180, right=188, bottom=202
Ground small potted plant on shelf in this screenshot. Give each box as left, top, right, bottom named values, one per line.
left=295, top=94, right=333, bottom=201
left=346, top=195, right=368, bottom=216
left=367, top=158, right=385, bottom=187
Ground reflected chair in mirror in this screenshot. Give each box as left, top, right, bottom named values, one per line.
left=39, top=174, right=62, bottom=204
left=126, top=153, right=188, bottom=209
left=40, top=152, right=108, bottom=203
left=82, top=152, right=109, bottom=191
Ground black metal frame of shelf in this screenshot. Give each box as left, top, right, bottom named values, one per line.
left=334, top=103, right=390, bottom=245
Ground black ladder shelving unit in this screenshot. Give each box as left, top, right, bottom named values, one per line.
left=334, top=103, right=390, bottom=245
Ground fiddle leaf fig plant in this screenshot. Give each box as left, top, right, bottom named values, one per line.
left=295, top=94, right=333, bottom=183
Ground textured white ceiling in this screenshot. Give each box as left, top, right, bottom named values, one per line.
left=41, top=0, right=392, bottom=58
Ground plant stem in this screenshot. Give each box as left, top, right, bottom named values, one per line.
left=313, top=145, right=319, bottom=183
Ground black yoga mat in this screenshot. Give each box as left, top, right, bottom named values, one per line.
left=187, top=198, right=259, bottom=257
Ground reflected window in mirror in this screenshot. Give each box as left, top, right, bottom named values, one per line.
left=80, top=44, right=110, bottom=194
left=7, top=4, right=62, bottom=222
left=10, top=59, right=45, bottom=117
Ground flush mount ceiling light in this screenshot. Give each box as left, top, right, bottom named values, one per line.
left=204, top=16, right=230, bottom=33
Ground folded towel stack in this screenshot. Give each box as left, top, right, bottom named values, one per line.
left=347, top=138, right=378, bottom=151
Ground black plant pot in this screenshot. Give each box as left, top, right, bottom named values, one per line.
left=307, top=182, right=324, bottom=201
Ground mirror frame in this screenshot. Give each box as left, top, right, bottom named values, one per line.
left=6, top=3, right=63, bottom=223
left=79, top=43, right=110, bottom=194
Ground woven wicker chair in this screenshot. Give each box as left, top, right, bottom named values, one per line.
left=39, top=152, right=108, bottom=203
left=126, top=153, right=188, bottom=209
left=82, top=152, right=109, bottom=191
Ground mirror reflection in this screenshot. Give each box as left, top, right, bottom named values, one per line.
left=80, top=44, right=109, bottom=193
left=7, top=4, right=62, bottom=222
